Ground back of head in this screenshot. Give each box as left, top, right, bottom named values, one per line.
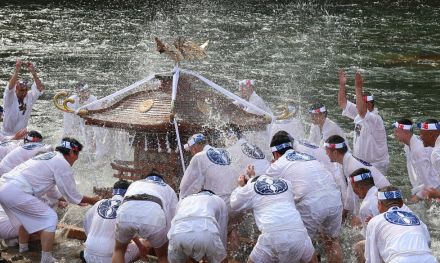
left=113, top=179, right=131, bottom=196
left=324, top=135, right=348, bottom=154
left=24, top=130, right=43, bottom=143
left=55, top=137, right=83, bottom=155
left=270, top=130, right=293, bottom=155
left=377, top=185, right=403, bottom=211
left=145, top=171, right=166, bottom=184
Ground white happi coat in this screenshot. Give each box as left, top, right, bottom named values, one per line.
left=432, top=136, right=440, bottom=175
left=365, top=206, right=437, bottom=263
left=0, top=206, right=17, bottom=241
left=342, top=152, right=390, bottom=213
left=294, top=140, right=347, bottom=206
left=168, top=191, right=228, bottom=263
left=359, top=186, right=379, bottom=237
left=308, top=117, right=347, bottom=147
left=116, top=178, right=177, bottom=246
left=83, top=194, right=139, bottom=263
left=407, top=136, right=440, bottom=192
left=0, top=140, right=20, bottom=161
left=179, top=145, right=237, bottom=203
left=403, top=138, right=425, bottom=197
left=2, top=83, right=42, bottom=136
left=227, top=138, right=269, bottom=176
left=0, top=142, right=52, bottom=176
left=342, top=101, right=389, bottom=174
left=230, top=175, right=314, bottom=263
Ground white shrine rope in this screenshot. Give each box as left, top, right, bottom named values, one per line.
left=76, top=72, right=169, bottom=114
left=171, top=66, right=186, bottom=173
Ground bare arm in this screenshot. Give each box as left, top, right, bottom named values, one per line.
left=338, top=69, right=348, bottom=110
left=27, top=62, right=44, bottom=92
left=355, top=71, right=367, bottom=118
left=80, top=195, right=101, bottom=205
left=8, top=60, right=22, bottom=90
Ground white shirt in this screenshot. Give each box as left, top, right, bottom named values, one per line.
left=0, top=140, right=20, bottom=161
left=0, top=142, right=52, bottom=176
left=403, top=139, right=425, bottom=197
left=230, top=175, right=307, bottom=234
left=168, top=191, right=228, bottom=248
left=432, top=136, right=440, bottom=175
left=408, top=135, right=440, bottom=190
left=245, top=91, right=272, bottom=115
left=179, top=145, right=237, bottom=202
left=365, top=206, right=434, bottom=263
left=359, top=186, right=379, bottom=237
left=226, top=138, right=270, bottom=176
left=308, top=117, right=347, bottom=147
left=84, top=195, right=124, bottom=257
left=119, top=177, right=177, bottom=228
left=2, top=152, right=81, bottom=204
left=342, top=101, right=389, bottom=174
left=342, top=152, right=390, bottom=212
left=3, top=83, right=42, bottom=135
left=265, top=149, right=341, bottom=208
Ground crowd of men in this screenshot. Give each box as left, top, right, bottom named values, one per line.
left=0, top=59, right=438, bottom=263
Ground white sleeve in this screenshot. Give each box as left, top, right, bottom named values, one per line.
left=431, top=144, right=440, bottom=175
left=364, top=219, right=383, bottom=263
left=29, top=82, right=42, bottom=104
left=45, top=186, right=62, bottom=200
left=179, top=156, right=205, bottom=199
left=264, top=160, right=284, bottom=178
left=83, top=203, right=98, bottom=235
left=217, top=198, right=229, bottom=249
left=53, top=167, right=83, bottom=204
left=308, top=124, right=321, bottom=146
left=341, top=101, right=358, bottom=120
left=3, top=84, right=15, bottom=108
left=229, top=183, right=255, bottom=213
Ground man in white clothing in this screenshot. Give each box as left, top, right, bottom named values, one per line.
left=266, top=131, right=343, bottom=263
left=0, top=131, right=51, bottom=176
left=83, top=180, right=144, bottom=263
left=393, top=119, right=440, bottom=202
left=113, top=173, right=178, bottom=263
left=338, top=70, right=389, bottom=175
left=324, top=135, right=390, bottom=220
left=238, top=79, right=272, bottom=115
left=308, top=102, right=347, bottom=147
left=3, top=60, right=44, bottom=135
left=431, top=124, right=440, bottom=175
left=231, top=174, right=317, bottom=263
left=364, top=186, right=437, bottom=263
left=179, top=133, right=237, bottom=207
left=168, top=190, right=228, bottom=263
left=0, top=137, right=100, bottom=263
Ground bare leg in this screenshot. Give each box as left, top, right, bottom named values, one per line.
left=154, top=241, right=169, bottom=263
left=322, top=235, right=342, bottom=263
left=353, top=240, right=366, bottom=263
left=40, top=231, right=55, bottom=252
left=112, top=240, right=128, bottom=263
left=306, top=253, right=319, bottom=263
left=18, top=226, right=30, bottom=245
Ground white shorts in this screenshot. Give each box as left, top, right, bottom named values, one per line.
left=84, top=242, right=139, bottom=263
left=168, top=231, right=226, bottom=263
left=115, top=201, right=167, bottom=248
left=0, top=216, right=18, bottom=240
left=249, top=229, right=315, bottom=263
left=389, top=254, right=438, bottom=263
left=297, top=195, right=342, bottom=239
left=0, top=183, right=57, bottom=234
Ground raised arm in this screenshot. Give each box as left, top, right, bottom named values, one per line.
left=355, top=71, right=367, bottom=118
left=27, top=61, right=44, bottom=92
left=8, top=60, right=22, bottom=90
left=338, top=69, right=348, bottom=110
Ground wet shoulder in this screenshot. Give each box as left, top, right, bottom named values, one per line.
left=206, top=147, right=231, bottom=165
left=97, top=198, right=121, bottom=219
left=21, top=142, right=45, bottom=150
left=352, top=155, right=372, bottom=167
left=297, top=139, right=319, bottom=149
left=32, top=151, right=57, bottom=161
left=240, top=142, right=265, bottom=160
left=285, top=150, right=316, bottom=162
left=384, top=208, right=420, bottom=226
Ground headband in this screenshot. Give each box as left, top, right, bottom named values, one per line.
left=184, top=134, right=205, bottom=150
left=363, top=95, right=374, bottom=102
left=271, top=142, right=292, bottom=152
left=392, top=122, right=412, bottom=130
left=378, top=190, right=402, bottom=200
left=25, top=135, right=40, bottom=143
left=351, top=171, right=373, bottom=183
left=309, top=106, right=326, bottom=114
left=324, top=142, right=346, bottom=149
left=60, top=140, right=80, bottom=152
left=417, top=122, right=440, bottom=130
left=238, top=79, right=255, bottom=86
left=112, top=188, right=127, bottom=196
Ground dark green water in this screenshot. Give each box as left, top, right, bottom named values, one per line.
left=1, top=0, right=439, bottom=260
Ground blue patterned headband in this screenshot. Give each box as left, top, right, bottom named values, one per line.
left=378, top=190, right=402, bottom=200
left=271, top=142, right=292, bottom=153
left=112, top=188, right=127, bottom=196
left=351, top=171, right=373, bottom=183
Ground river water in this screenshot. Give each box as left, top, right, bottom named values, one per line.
left=0, top=0, right=439, bottom=261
